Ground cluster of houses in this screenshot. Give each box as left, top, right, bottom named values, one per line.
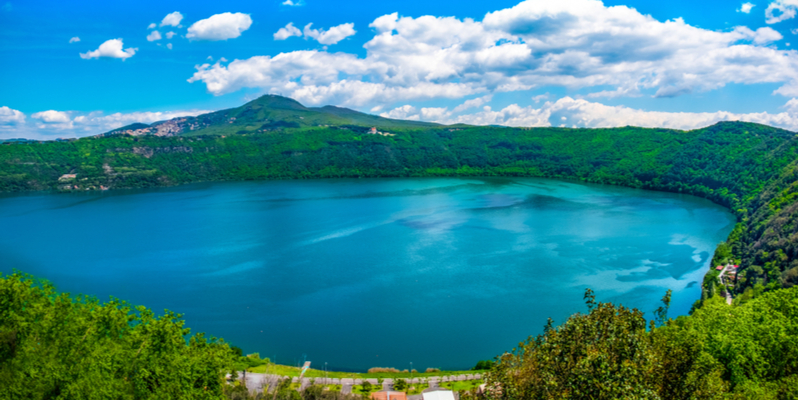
left=370, top=388, right=456, bottom=400
left=367, top=127, right=396, bottom=137
left=716, top=264, right=740, bottom=285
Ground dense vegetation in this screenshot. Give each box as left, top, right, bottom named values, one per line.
left=5, top=270, right=794, bottom=399
left=465, top=287, right=797, bottom=400
left=0, top=272, right=234, bottom=399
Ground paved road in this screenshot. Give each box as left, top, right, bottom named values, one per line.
left=718, top=264, right=735, bottom=305
left=235, top=372, right=483, bottom=394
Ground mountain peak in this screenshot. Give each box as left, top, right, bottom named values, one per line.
left=244, top=94, right=308, bottom=111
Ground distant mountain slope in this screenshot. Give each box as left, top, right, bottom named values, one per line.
left=101, top=95, right=440, bottom=137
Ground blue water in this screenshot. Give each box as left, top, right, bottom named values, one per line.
left=0, top=177, right=735, bottom=371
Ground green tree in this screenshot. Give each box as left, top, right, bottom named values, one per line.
left=359, top=380, right=372, bottom=394
left=0, top=272, right=234, bottom=399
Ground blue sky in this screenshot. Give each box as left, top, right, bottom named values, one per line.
left=0, top=0, right=797, bottom=138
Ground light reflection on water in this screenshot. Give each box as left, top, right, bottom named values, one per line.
left=0, top=177, right=735, bottom=370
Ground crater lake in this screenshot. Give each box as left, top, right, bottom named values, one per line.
left=0, top=177, right=735, bottom=371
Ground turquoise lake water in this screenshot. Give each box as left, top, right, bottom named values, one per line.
left=0, top=177, right=735, bottom=371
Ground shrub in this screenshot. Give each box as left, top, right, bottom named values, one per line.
left=368, top=367, right=400, bottom=373
left=394, top=378, right=408, bottom=391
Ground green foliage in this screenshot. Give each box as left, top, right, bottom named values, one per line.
left=483, top=294, right=657, bottom=399
left=393, top=378, right=407, bottom=391
left=0, top=272, right=235, bottom=399
left=358, top=380, right=372, bottom=394
left=472, top=360, right=493, bottom=370
left=470, top=287, right=798, bottom=400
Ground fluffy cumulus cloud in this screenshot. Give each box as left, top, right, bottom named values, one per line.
left=303, top=22, right=356, bottom=45
left=274, top=22, right=356, bottom=44
left=146, top=30, right=162, bottom=42
left=69, top=36, right=80, bottom=43
left=0, top=106, right=26, bottom=130
left=282, top=0, right=304, bottom=6
left=766, top=0, right=798, bottom=23
left=0, top=109, right=211, bottom=139
left=190, top=0, right=797, bottom=108
left=736, top=26, right=783, bottom=44
left=160, top=11, right=183, bottom=27
left=274, top=22, right=302, bottom=40
left=186, top=12, right=252, bottom=41
left=187, top=0, right=797, bottom=131
left=32, top=110, right=71, bottom=124
left=166, top=31, right=177, bottom=39
left=80, top=39, right=137, bottom=60
left=32, top=110, right=73, bottom=130
left=383, top=96, right=798, bottom=132
left=739, top=2, right=756, bottom=13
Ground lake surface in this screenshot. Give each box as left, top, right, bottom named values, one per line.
left=0, top=177, right=735, bottom=371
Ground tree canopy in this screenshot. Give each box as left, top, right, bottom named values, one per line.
left=471, top=287, right=798, bottom=400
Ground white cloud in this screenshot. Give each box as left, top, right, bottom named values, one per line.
left=531, top=93, right=550, bottom=103
left=166, top=31, right=176, bottom=39
left=69, top=37, right=80, bottom=43
left=160, top=11, right=183, bottom=27
left=186, top=12, right=252, bottom=41
left=32, top=110, right=71, bottom=123
left=739, top=2, right=755, bottom=13
left=188, top=0, right=799, bottom=109
left=79, top=39, right=137, bottom=60
left=146, top=30, right=162, bottom=42
left=385, top=96, right=798, bottom=132
left=0, top=106, right=25, bottom=129
left=381, top=105, right=420, bottom=120
left=282, top=0, right=303, bottom=5
left=167, top=43, right=173, bottom=50
left=586, top=86, right=642, bottom=99
left=274, top=22, right=302, bottom=40
left=31, top=110, right=73, bottom=130
left=148, top=23, right=157, bottom=29
left=452, top=95, right=493, bottom=113
left=302, top=22, right=356, bottom=45
left=752, top=26, right=784, bottom=44
left=1, top=109, right=212, bottom=139
left=766, top=0, right=798, bottom=23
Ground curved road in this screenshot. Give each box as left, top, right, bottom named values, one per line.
left=239, top=372, right=485, bottom=395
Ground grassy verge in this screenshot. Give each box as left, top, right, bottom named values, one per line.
left=440, top=380, right=483, bottom=392
left=406, top=383, right=429, bottom=395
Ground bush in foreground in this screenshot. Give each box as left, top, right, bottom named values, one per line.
left=0, top=272, right=235, bottom=399
left=466, top=288, right=797, bottom=400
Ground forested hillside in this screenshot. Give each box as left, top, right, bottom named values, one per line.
left=0, top=117, right=796, bottom=301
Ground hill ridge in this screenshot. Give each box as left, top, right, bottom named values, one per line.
left=101, top=94, right=440, bottom=138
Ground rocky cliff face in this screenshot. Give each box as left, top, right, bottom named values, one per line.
left=107, top=146, right=195, bottom=158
